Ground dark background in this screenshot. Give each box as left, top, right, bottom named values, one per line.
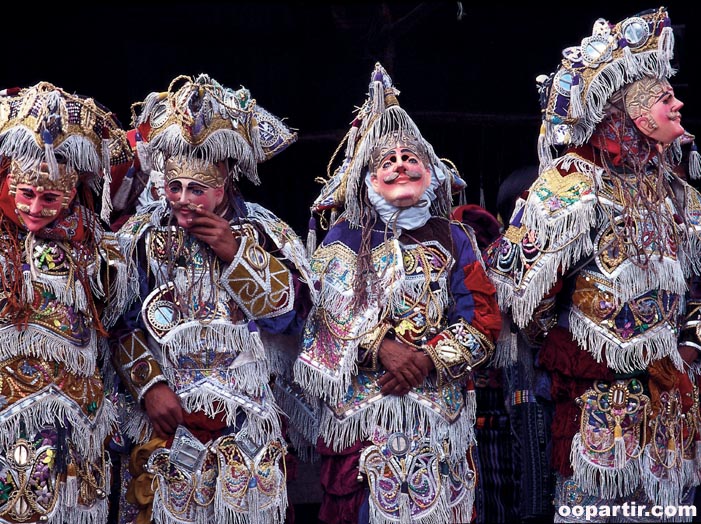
left=3, top=2, right=699, bottom=236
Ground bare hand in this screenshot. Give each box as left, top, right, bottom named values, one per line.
left=377, top=338, right=433, bottom=395
left=185, top=206, right=239, bottom=262
left=377, top=372, right=412, bottom=396
left=143, top=382, right=184, bottom=438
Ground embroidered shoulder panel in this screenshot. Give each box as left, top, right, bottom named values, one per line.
left=528, top=162, right=596, bottom=223
left=296, top=238, right=400, bottom=403
left=222, top=236, right=294, bottom=320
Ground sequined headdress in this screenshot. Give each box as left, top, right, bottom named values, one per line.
left=536, top=7, right=675, bottom=164
left=0, top=82, right=132, bottom=221
left=311, top=62, right=465, bottom=227
left=131, top=73, right=297, bottom=186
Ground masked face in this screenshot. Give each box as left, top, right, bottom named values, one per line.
left=626, top=77, right=685, bottom=145
left=14, top=183, right=75, bottom=232
left=165, top=178, right=225, bottom=228
left=163, top=158, right=227, bottom=229
left=369, top=142, right=432, bottom=207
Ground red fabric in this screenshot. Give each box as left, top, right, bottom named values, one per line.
left=538, top=327, right=614, bottom=383
left=538, top=327, right=615, bottom=475
left=165, top=409, right=228, bottom=447
left=550, top=401, right=581, bottom=476
left=451, top=204, right=500, bottom=251
left=462, top=260, right=502, bottom=343
left=110, top=128, right=141, bottom=199
left=316, top=439, right=366, bottom=524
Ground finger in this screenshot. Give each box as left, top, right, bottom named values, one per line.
left=380, top=375, right=410, bottom=395
left=153, top=421, right=169, bottom=439
left=380, top=378, right=399, bottom=395
left=378, top=371, right=397, bottom=386
left=383, top=381, right=410, bottom=397
left=395, top=385, right=411, bottom=396
left=190, top=205, right=218, bottom=218
left=402, top=365, right=424, bottom=387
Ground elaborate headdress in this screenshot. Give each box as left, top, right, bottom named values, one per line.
left=131, top=73, right=297, bottom=186
left=310, top=62, right=465, bottom=228
left=0, top=81, right=132, bottom=221
left=536, top=7, right=675, bottom=164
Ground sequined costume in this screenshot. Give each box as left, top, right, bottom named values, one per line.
left=111, top=74, right=311, bottom=524
left=485, top=8, right=701, bottom=521
left=293, top=63, right=501, bottom=524
left=297, top=216, right=500, bottom=523
left=115, top=197, right=311, bottom=524
left=0, top=82, right=134, bottom=523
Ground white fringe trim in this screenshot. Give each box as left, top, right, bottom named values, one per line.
left=641, top=444, right=683, bottom=507
left=569, top=308, right=683, bottom=373
left=214, top=485, right=287, bottom=524
left=176, top=387, right=282, bottom=446
left=570, top=432, right=641, bottom=499
left=318, top=390, right=476, bottom=462
left=148, top=126, right=259, bottom=185
left=544, top=46, right=676, bottom=148
left=160, top=321, right=267, bottom=366
left=0, top=387, right=117, bottom=461
left=0, top=326, right=97, bottom=376
left=55, top=494, right=109, bottom=524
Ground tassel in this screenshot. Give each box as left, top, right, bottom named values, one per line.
left=659, top=27, right=674, bottom=75
left=569, top=81, right=583, bottom=119
left=479, top=182, right=485, bottom=208
left=510, top=329, right=518, bottom=363
left=537, top=123, right=553, bottom=166
left=614, top=420, right=626, bottom=469
left=64, top=462, right=78, bottom=507
left=41, top=130, right=60, bottom=181
left=345, top=119, right=360, bottom=159
left=688, top=144, right=700, bottom=180
left=623, top=45, right=637, bottom=75
left=307, top=216, right=317, bottom=258
left=371, top=80, right=385, bottom=115
left=101, top=127, right=113, bottom=221
left=135, top=132, right=153, bottom=174
left=23, top=269, right=34, bottom=302
left=250, top=116, right=266, bottom=162
left=112, top=165, right=135, bottom=212
left=174, top=266, right=188, bottom=292
left=398, top=491, right=412, bottom=524
left=247, top=481, right=260, bottom=524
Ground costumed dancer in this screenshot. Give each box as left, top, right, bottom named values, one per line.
left=294, top=62, right=502, bottom=524
left=111, top=74, right=313, bottom=524
left=0, top=81, right=134, bottom=523
left=486, top=7, right=701, bottom=521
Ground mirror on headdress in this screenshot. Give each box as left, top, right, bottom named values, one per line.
left=581, top=35, right=612, bottom=66
left=621, top=17, right=650, bottom=48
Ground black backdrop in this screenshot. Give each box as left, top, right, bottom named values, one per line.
left=3, top=2, right=699, bottom=236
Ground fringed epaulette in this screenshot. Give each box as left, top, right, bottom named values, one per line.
left=98, top=230, right=139, bottom=329
left=487, top=154, right=598, bottom=328
left=294, top=236, right=402, bottom=405
left=678, top=179, right=701, bottom=278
